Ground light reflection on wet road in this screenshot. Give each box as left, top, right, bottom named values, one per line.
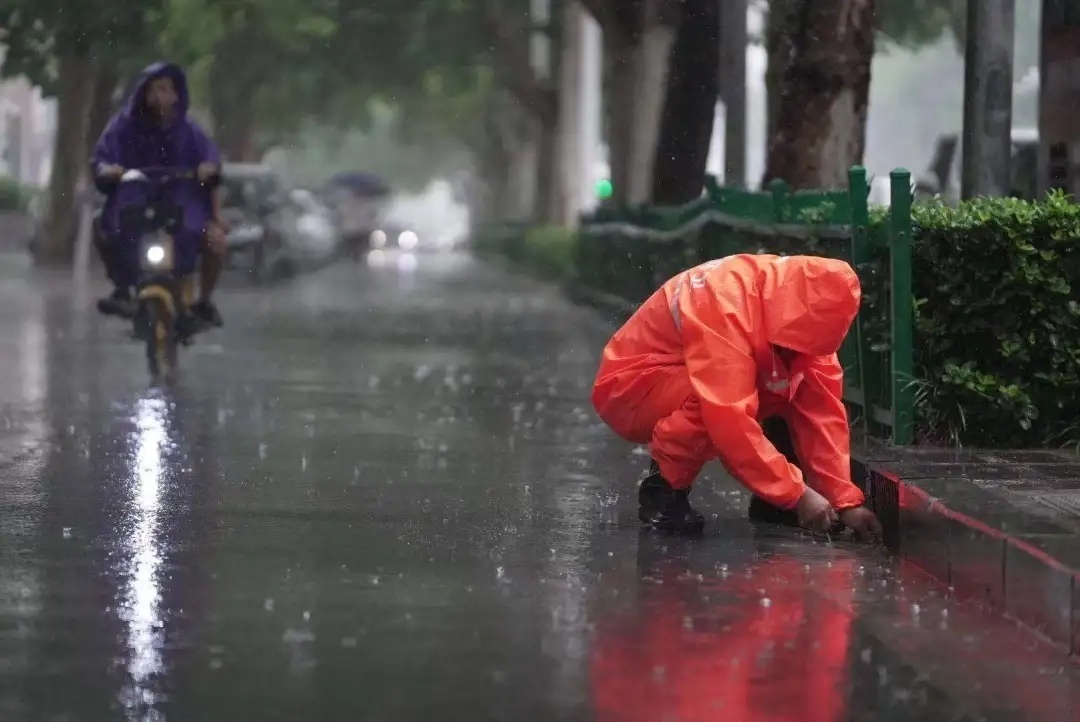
left=0, top=251, right=1075, bottom=721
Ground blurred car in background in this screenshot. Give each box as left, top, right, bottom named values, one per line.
left=220, top=163, right=287, bottom=279
left=367, top=223, right=465, bottom=253
left=367, top=223, right=417, bottom=252
left=220, top=166, right=343, bottom=277
left=367, top=179, right=469, bottom=255
left=911, top=128, right=1038, bottom=205
left=322, top=172, right=391, bottom=257
left=277, top=189, right=340, bottom=261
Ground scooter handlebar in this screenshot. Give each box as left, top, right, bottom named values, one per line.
left=119, top=167, right=198, bottom=183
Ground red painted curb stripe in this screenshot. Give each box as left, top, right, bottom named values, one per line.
left=868, top=462, right=1080, bottom=581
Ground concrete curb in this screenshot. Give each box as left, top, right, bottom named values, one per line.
left=853, top=457, right=1080, bottom=656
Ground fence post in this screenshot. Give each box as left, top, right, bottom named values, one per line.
left=847, top=166, right=871, bottom=438
left=888, top=168, right=914, bottom=444
left=768, top=179, right=789, bottom=223
left=574, top=213, right=591, bottom=289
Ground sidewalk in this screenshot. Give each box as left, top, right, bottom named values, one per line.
left=0, top=251, right=32, bottom=278
left=0, top=211, right=29, bottom=249
left=563, top=276, right=1080, bottom=656
left=854, top=442, right=1080, bottom=655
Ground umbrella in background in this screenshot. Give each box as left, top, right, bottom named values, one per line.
left=324, top=172, right=392, bottom=198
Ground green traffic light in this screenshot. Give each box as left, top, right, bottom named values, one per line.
left=595, top=179, right=613, bottom=199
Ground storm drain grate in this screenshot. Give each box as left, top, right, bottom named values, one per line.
left=1033, top=492, right=1080, bottom=518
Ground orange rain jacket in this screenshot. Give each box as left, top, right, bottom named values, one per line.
left=591, top=254, right=864, bottom=511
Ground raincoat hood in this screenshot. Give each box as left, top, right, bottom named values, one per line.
left=760, top=256, right=861, bottom=356
left=123, top=61, right=190, bottom=124
left=592, top=253, right=867, bottom=513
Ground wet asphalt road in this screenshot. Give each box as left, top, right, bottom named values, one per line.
left=0, top=250, right=1076, bottom=722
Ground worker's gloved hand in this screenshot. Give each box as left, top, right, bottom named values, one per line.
left=795, top=486, right=836, bottom=532
left=838, top=506, right=884, bottom=543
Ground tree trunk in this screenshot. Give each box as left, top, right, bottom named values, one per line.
left=719, top=0, right=748, bottom=187
left=652, top=0, right=720, bottom=204
left=556, top=0, right=591, bottom=226
left=605, top=31, right=635, bottom=206
left=535, top=116, right=560, bottom=223
left=473, top=91, right=529, bottom=224
left=763, top=0, right=877, bottom=190
left=211, top=90, right=257, bottom=161
left=36, top=53, right=97, bottom=266
left=509, top=137, right=537, bottom=220
left=86, top=62, right=121, bottom=155
left=535, top=0, right=563, bottom=225
left=764, top=0, right=796, bottom=153
left=601, top=0, right=681, bottom=206
left=626, top=9, right=679, bottom=204
left=209, top=51, right=259, bottom=162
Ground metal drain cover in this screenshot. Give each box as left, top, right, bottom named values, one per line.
left=1033, top=492, right=1080, bottom=518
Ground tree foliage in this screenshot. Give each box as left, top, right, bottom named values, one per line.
left=1, top=0, right=516, bottom=150
left=0, top=0, right=163, bottom=93
left=750, top=0, right=967, bottom=49
left=2, top=0, right=543, bottom=172
left=874, top=0, right=965, bottom=48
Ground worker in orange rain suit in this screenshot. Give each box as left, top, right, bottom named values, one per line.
left=591, top=254, right=883, bottom=538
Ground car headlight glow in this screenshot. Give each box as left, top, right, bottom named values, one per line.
left=146, top=245, right=166, bottom=264
left=370, top=229, right=387, bottom=248
left=398, top=230, right=418, bottom=250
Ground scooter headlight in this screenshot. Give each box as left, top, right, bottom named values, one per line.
left=139, top=234, right=175, bottom=272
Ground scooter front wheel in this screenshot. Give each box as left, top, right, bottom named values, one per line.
left=142, top=297, right=178, bottom=380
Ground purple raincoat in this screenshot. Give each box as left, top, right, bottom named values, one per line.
left=92, top=62, right=220, bottom=283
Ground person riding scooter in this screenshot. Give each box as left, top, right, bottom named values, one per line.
left=91, top=61, right=228, bottom=328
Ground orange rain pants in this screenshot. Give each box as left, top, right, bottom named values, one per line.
left=591, top=254, right=865, bottom=511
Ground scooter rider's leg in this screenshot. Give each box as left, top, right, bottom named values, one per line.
left=175, top=232, right=208, bottom=338
left=96, top=233, right=137, bottom=318
left=192, top=234, right=224, bottom=327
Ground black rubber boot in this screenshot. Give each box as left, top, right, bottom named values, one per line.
left=748, top=494, right=845, bottom=534
left=191, top=299, right=224, bottom=327
left=638, top=461, right=705, bottom=535
left=97, top=288, right=136, bottom=319
left=748, top=494, right=800, bottom=527
left=176, top=310, right=211, bottom=342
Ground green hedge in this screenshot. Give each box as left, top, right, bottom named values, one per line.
left=911, top=191, right=1080, bottom=448
left=0, top=176, right=36, bottom=212
left=476, top=190, right=1080, bottom=450
left=474, top=224, right=576, bottom=281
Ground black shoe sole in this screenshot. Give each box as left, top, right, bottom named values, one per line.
left=639, top=509, right=706, bottom=535
left=196, top=314, right=223, bottom=328
left=192, top=306, right=224, bottom=328
left=748, top=496, right=801, bottom=527
left=97, top=302, right=136, bottom=320
left=642, top=521, right=706, bottom=536
left=177, top=316, right=211, bottom=341
left=748, top=496, right=846, bottom=535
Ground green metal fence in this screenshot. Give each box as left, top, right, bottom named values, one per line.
left=576, top=166, right=914, bottom=444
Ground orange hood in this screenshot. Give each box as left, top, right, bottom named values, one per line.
left=760, top=256, right=861, bottom=356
